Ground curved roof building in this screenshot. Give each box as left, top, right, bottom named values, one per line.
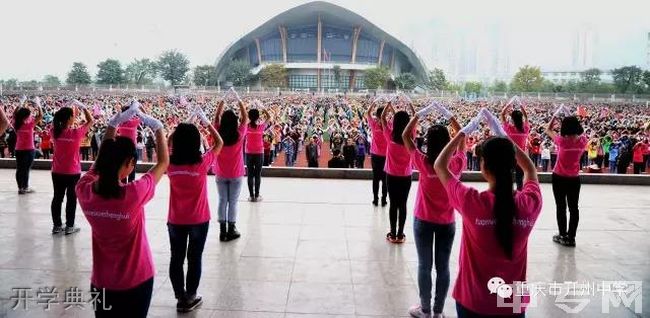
left=214, top=1, right=428, bottom=90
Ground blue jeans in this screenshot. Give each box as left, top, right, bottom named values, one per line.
left=216, top=177, right=242, bottom=222
left=167, top=222, right=209, bottom=299
left=414, top=218, right=455, bottom=314
left=609, top=161, right=617, bottom=173
left=456, top=302, right=525, bottom=317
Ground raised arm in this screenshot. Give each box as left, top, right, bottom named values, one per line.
left=33, top=98, right=44, bottom=124
left=215, top=100, right=225, bottom=123
left=434, top=130, right=466, bottom=186
left=149, top=127, right=170, bottom=183
left=520, top=103, right=528, bottom=122
left=402, top=116, right=418, bottom=152
left=0, top=106, right=9, bottom=135
left=365, top=101, right=376, bottom=120
left=81, top=107, right=94, bottom=129
left=238, top=100, right=249, bottom=126
left=545, top=117, right=557, bottom=140
left=500, top=102, right=509, bottom=123
left=380, top=102, right=393, bottom=128
left=515, top=141, right=538, bottom=183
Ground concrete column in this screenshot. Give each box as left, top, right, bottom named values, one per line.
left=317, top=16, right=322, bottom=63
left=377, top=40, right=385, bottom=66
left=351, top=26, right=361, bottom=64
left=278, top=26, right=288, bottom=63
left=255, top=38, right=262, bottom=64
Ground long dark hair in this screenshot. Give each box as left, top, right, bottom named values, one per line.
left=479, top=137, right=516, bottom=259
left=375, top=106, right=384, bottom=119
left=13, top=107, right=31, bottom=131
left=93, top=137, right=136, bottom=199
left=218, top=110, right=240, bottom=146
left=425, top=124, right=450, bottom=165
left=170, top=123, right=202, bottom=165
left=511, top=110, right=524, bottom=132
left=248, top=109, right=260, bottom=129
left=560, top=116, right=584, bottom=136
left=53, top=107, right=73, bottom=139
left=392, top=111, right=410, bottom=144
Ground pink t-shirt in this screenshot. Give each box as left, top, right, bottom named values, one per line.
left=368, top=118, right=387, bottom=156
left=445, top=178, right=543, bottom=315
left=503, top=122, right=530, bottom=151
left=214, top=124, right=247, bottom=178
left=383, top=126, right=412, bottom=176
left=245, top=123, right=267, bottom=154
left=413, top=151, right=465, bottom=224
left=76, top=171, right=156, bottom=290
left=167, top=152, right=215, bottom=225
left=15, top=118, right=35, bottom=151
left=553, top=135, right=588, bottom=177
left=117, top=117, right=140, bottom=144
left=51, top=126, right=89, bottom=174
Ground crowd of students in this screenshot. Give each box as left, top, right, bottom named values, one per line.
left=0, top=91, right=649, bottom=318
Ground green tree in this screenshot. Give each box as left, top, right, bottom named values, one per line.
left=259, top=64, right=288, bottom=87
left=1, top=79, right=18, bottom=88
left=427, top=68, right=447, bottom=90
left=224, top=60, right=254, bottom=87
left=66, top=62, right=92, bottom=85
left=96, top=59, right=125, bottom=84
left=445, top=82, right=462, bottom=92
left=611, top=66, right=644, bottom=93
left=364, top=67, right=391, bottom=89
left=579, top=68, right=602, bottom=92
left=642, top=70, right=650, bottom=93
left=125, top=58, right=158, bottom=85
left=489, top=80, right=508, bottom=92
left=463, top=81, right=482, bottom=94
left=42, top=75, right=61, bottom=86
left=332, top=65, right=342, bottom=88
left=157, top=50, right=190, bottom=86
left=510, top=65, right=544, bottom=92
left=193, top=65, right=218, bottom=86
left=394, top=72, right=417, bottom=90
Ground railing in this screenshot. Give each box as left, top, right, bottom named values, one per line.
left=2, top=84, right=650, bottom=103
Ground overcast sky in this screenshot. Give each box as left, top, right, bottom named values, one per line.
left=1, top=0, right=649, bottom=81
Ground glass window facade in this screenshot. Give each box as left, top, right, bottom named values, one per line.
left=322, top=25, right=353, bottom=62
left=356, top=34, right=380, bottom=64
left=287, top=26, right=318, bottom=62
left=289, top=75, right=318, bottom=89
left=260, top=32, right=283, bottom=62
left=288, top=74, right=366, bottom=90
left=381, top=44, right=393, bottom=68
left=248, top=43, right=259, bottom=66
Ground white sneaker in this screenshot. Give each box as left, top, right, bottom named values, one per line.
left=408, top=305, right=432, bottom=318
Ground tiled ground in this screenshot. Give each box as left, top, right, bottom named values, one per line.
left=0, top=169, right=648, bottom=318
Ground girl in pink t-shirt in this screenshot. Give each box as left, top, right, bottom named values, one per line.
left=365, top=101, right=388, bottom=206
left=403, top=109, right=464, bottom=318
left=215, top=99, right=249, bottom=242
left=50, top=101, right=94, bottom=235
left=545, top=115, right=586, bottom=247
left=167, top=114, right=223, bottom=312
left=0, top=105, right=9, bottom=136
left=500, top=101, right=530, bottom=190
left=13, top=98, right=43, bottom=194
left=245, top=107, right=272, bottom=202
left=380, top=101, right=414, bottom=243
left=435, top=130, right=541, bottom=317
left=76, top=105, right=168, bottom=318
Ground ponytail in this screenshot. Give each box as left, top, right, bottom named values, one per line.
left=93, top=137, right=136, bottom=199
left=479, top=137, right=516, bottom=259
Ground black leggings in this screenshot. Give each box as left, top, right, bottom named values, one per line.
left=552, top=174, right=581, bottom=239
left=15, top=150, right=35, bottom=190
left=168, top=222, right=209, bottom=300
left=91, top=277, right=153, bottom=318
left=371, top=155, right=387, bottom=201
left=386, top=174, right=412, bottom=236
left=246, top=153, right=264, bottom=198
left=51, top=173, right=81, bottom=228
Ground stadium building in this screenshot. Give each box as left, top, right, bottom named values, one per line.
left=214, top=1, right=428, bottom=91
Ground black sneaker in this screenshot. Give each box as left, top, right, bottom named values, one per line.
left=561, top=237, right=576, bottom=247
left=226, top=223, right=241, bottom=241
left=381, top=199, right=388, bottom=207
left=52, top=226, right=64, bottom=235
left=64, top=226, right=80, bottom=235
left=552, top=234, right=564, bottom=244
left=178, top=295, right=203, bottom=313
left=372, top=199, right=378, bottom=206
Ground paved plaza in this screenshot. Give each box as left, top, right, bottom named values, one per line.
left=0, top=169, right=648, bottom=318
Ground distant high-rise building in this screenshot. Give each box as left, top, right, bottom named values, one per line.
left=572, top=26, right=598, bottom=70
left=646, top=32, right=650, bottom=70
